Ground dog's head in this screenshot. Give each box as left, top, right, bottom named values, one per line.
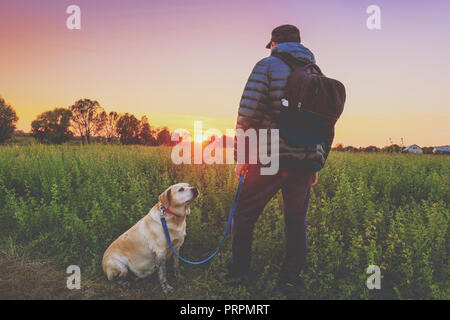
left=159, top=183, right=199, bottom=216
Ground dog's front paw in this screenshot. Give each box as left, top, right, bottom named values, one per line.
left=162, top=283, right=174, bottom=294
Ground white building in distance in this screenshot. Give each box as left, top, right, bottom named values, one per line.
left=403, top=144, right=423, bottom=154
left=433, top=146, right=450, bottom=153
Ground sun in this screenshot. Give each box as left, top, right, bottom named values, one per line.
left=194, top=134, right=206, bottom=143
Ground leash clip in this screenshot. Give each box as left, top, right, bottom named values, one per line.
left=159, top=206, right=165, bottom=218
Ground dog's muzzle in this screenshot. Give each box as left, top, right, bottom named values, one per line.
left=192, top=187, right=199, bottom=198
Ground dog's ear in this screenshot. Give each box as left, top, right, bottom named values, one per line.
left=159, top=188, right=171, bottom=208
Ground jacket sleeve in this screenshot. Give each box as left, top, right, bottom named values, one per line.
left=234, top=59, right=270, bottom=162
left=235, top=59, right=270, bottom=131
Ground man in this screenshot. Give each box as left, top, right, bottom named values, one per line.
left=220, top=25, right=334, bottom=298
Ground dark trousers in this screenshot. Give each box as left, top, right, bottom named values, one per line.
left=229, top=164, right=313, bottom=279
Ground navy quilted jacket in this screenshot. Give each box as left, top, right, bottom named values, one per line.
left=234, top=42, right=334, bottom=170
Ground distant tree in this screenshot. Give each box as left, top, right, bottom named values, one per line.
left=139, top=116, right=157, bottom=146
left=361, top=145, right=380, bottom=153
left=31, top=108, right=73, bottom=144
left=382, top=144, right=402, bottom=153
left=343, top=146, right=359, bottom=152
left=70, top=99, right=104, bottom=144
left=156, top=127, right=172, bottom=146
left=99, top=111, right=120, bottom=142
left=116, top=113, right=141, bottom=145
left=422, top=146, right=434, bottom=154
left=333, top=143, right=344, bottom=151
left=0, top=97, right=18, bottom=143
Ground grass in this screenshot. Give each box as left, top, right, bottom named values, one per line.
left=0, top=144, right=448, bottom=299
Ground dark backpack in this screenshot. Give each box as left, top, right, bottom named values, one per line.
left=272, top=53, right=346, bottom=147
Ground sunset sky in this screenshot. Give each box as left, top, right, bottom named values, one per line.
left=1, top=0, right=449, bottom=147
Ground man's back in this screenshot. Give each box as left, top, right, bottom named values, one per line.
left=235, top=41, right=334, bottom=170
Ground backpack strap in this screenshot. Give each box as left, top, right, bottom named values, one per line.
left=303, top=62, right=323, bottom=75
left=272, top=52, right=303, bottom=70
left=272, top=52, right=323, bottom=75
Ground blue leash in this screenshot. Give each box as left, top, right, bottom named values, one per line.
left=160, top=174, right=245, bottom=265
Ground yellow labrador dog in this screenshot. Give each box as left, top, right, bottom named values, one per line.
left=102, top=183, right=199, bottom=294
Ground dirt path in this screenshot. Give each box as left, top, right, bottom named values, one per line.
left=0, top=253, right=180, bottom=300
left=0, top=242, right=274, bottom=300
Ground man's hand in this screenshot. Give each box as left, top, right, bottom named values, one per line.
left=311, top=172, right=318, bottom=186
left=235, top=163, right=248, bottom=179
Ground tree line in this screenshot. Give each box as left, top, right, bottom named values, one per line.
left=0, top=96, right=173, bottom=146
left=0, top=95, right=445, bottom=152
left=332, top=143, right=437, bottom=154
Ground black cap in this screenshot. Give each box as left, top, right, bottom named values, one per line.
left=265, top=24, right=301, bottom=49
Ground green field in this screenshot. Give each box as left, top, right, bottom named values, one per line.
left=0, top=145, right=448, bottom=299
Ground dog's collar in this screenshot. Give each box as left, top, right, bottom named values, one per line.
left=160, top=205, right=183, bottom=218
